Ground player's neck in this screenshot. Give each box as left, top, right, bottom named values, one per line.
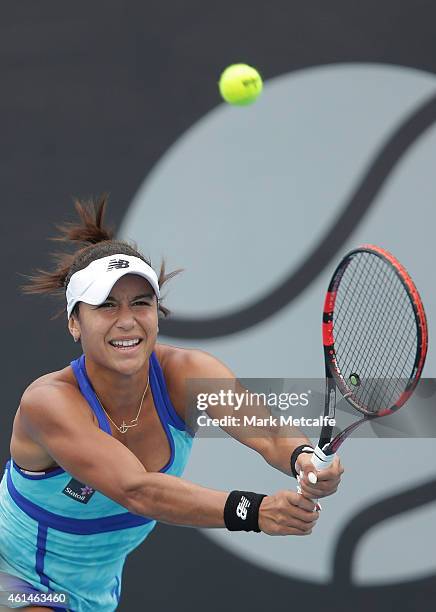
left=85, top=356, right=151, bottom=417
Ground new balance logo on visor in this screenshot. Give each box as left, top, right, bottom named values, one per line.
left=236, top=496, right=250, bottom=520
left=107, top=259, right=130, bottom=271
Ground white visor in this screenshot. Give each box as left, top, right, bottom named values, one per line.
left=66, top=254, right=160, bottom=319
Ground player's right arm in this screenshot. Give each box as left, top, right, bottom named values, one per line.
left=19, top=383, right=318, bottom=535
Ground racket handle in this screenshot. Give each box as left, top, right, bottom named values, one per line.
left=311, top=445, right=335, bottom=471
left=296, top=474, right=322, bottom=512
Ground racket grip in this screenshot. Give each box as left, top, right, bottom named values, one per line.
left=311, top=445, right=335, bottom=471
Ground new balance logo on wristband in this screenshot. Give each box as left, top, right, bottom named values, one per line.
left=224, top=490, right=266, bottom=532
left=236, top=496, right=251, bottom=520
left=107, top=259, right=130, bottom=271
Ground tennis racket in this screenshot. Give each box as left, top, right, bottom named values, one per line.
left=310, top=244, right=428, bottom=472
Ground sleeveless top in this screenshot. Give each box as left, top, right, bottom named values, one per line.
left=0, top=351, right=193, bottom=611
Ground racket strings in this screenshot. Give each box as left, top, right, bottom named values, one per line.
left=336, top=258, right=385, bottom=366
left=335, top=257, right=412, bottom=369
left=359, top=307, right=417, bottom=412
left=332, top=252, right=418, bottom=413
left=357, top=275, right=414, bottom=379
left=337, top=272, right=416, bottom=411
left=335, top=259, right=400, bottom=378
left=340, top=280, right=416, bottom=410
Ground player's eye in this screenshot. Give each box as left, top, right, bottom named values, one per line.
left=133, top=300, right=152, bottom=306
left=99, top=302, right=116, bottom=308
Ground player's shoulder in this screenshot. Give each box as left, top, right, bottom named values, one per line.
left=155, top=343, right=234, bottom=383
left=23, top=365, right=79, bottom=400
left=20, top=366, right=93, bottom=427
left=154, top=344, right=234, bottom=420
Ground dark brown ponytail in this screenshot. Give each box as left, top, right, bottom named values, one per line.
left=20, top=195, right=180, bottom=319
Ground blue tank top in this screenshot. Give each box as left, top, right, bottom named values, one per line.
left=0, top=351, right=193, bottom=611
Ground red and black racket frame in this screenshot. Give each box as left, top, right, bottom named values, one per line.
left=319, top=244, right=428, bottom=455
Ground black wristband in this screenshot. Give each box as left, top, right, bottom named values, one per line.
left=224, top=490, right=266, bottom=532
left=290, top=445, right=314, bottom=478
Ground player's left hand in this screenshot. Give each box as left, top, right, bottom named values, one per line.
left=295, top=454, right=344, bottom=499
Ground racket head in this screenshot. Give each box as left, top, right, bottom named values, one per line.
left=322, top=244, right=428, bottom=417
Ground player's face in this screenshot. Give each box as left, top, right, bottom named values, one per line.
left=71, top=274, right=159, bottom=376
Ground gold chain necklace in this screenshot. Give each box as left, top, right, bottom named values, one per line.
left=95, top=377, right=149, bottom=434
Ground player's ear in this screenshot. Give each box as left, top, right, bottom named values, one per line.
left=68, top=314, right=81, bottom=343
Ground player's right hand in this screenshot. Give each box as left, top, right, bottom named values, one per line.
left=258, top=490, right=319, bottom=536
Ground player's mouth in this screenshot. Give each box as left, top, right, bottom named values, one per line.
left=108, top=338, right=143, bottom=353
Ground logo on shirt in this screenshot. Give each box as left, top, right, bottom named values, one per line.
left=62, top=478, right=95, bottom=504
left=107, top=258, right=130, bottom=271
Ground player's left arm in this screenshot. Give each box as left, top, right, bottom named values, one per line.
left=170, top=348, right=344, bottom=498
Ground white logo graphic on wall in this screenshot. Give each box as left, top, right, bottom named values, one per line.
left=120, top=63, right=436, bottom=585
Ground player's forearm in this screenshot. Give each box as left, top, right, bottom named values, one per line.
left=263, top=434, right=313, bottom=476
left=126, top=472, right=228, bottom=527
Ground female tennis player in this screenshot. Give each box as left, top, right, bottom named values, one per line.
left=0, top=197, right=343, bottom=611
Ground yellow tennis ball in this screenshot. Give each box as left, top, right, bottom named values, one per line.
left=218, top=63, right=263, bottom=106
